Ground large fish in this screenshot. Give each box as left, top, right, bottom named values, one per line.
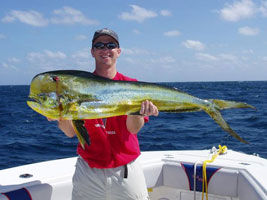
left=27, top=70, right=255, bottom=148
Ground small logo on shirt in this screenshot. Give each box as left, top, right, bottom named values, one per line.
left=106, top=131, right=116, bottom=135
left=94, top=124, right=116, bottom=135
left=95, top=124, right=105, bottom=129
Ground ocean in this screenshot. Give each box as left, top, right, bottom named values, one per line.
left=0, top=81, right=266, bottom=170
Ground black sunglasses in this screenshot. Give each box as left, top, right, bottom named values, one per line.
left=93, top=42, right=118, bottom=50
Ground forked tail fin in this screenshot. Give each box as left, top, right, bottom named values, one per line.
left=204, top=99, right=255, bottom=144
left=209, top=99, right=256, bottom=110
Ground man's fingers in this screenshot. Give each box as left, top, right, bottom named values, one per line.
left=150, top=102, right=159, bottom=116
left=148, top=102, right=159, bottom=116
left=139, top=100, right=159, bottom=116
left=140, top=101, right=145, bottom=115
left=145, top=100, right=150, bottom=114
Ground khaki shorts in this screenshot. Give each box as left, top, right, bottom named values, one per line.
left=72, top=157, right=149, bottom=200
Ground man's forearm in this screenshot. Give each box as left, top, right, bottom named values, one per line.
left=126, top=115, right=145, bottom=134
left=58, top=120, right=76, bottom=138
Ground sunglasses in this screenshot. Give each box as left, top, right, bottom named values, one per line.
left=93, top=42, right=118, bottom=50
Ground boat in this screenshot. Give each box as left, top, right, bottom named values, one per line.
left=0, top=147, right=266, bottom=200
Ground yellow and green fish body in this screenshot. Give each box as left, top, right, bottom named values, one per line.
left=27, top=70, right=255, bottom=147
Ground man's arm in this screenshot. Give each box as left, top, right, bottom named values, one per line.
left=47, top=118, right=76, bottom=138
left=126, top=100, right=159, bottom=134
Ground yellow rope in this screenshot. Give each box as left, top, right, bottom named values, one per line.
left=202, top=145, right=227, bottom=200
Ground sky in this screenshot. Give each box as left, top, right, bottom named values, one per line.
left=0, top=0, right=267, bottom=85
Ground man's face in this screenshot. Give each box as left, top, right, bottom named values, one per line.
left=91, top=35, right=121, bottom=68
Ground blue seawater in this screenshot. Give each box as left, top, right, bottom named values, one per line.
left=0, top=82, right=266, bottom=170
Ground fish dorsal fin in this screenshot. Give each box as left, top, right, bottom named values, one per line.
left=35, top=70, right=113, bottom=82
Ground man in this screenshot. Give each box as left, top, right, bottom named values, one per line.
left=54, top=28, right=159, bottom=200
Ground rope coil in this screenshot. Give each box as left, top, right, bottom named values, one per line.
left=202, top=145, right=227, bottom=200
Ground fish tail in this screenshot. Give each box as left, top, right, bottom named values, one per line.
left=209, top=99, right=256, bottom=110
left=204, top=105, right=249, bottom=144
left=72, top=120, right=90, bottom=149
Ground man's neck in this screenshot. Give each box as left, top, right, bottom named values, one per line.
left=95, top=66, right=117, bottom=79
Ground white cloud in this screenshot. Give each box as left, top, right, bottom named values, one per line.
left=1, top=7, right=98, bottom=27
left=150, top=56, right=176, bottom=63
left=122, top=57, right=136, bottom=64
left=0, top=34, right=6, bottom=39
left=195, top=53, right=239, bottom=63
left=196, top=53, right=217, bottom=61
left=0, top=57, right=20, bottom=71
left=219, top=0, right=257, bottom=22
left=71, top=48, right=90, bottom=59
left=121, top=47, right=151, bottom=55
left=1, top=62, right=18, bottom=70
left=164, top=30, right=181, bottom=37
left=51, top=6, right=99, bottom=25
left=238, top=26, right=259, bottom=35
left=160, top=10, right=172, bottom=16
left=218, top=54, right=238, bottom=61
left=133, top=29, right=141, bottom=34
left=119, top=5, right=157, bottom=23
left=44, top=50, right=67, bottom=59
left=1, top=10, right=49, bottom=27
left=182, top=40, right=205, bottom=51
left=27, top=50, right=67, bottom=62
left=26, top=52, right=43, bottom=62
left=71, top=49, right=92, bottom=68
left=75, top=34, right=88, bottom=40
left=242, top=49, right=254, bottom=54
left=262, top=56, right=267, bottom=61
left=8, top=57, right=20, bottom=63
left=259, top=1, right=267, bottom=17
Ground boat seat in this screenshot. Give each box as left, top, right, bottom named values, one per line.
left=0, top=184, right=52, bottom=200
left=151, top=162, right=266, bottom=199
left=0, top=180, right=73, bottom=200
left=205, top=167, right=238, bottom=197
left=164, top=162, right=239, bottom=197
left=144, top=162, right=240, bottom=197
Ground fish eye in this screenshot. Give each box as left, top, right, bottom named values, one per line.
left=38, top=93, right=47, bottom=101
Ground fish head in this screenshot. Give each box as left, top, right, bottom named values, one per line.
left=27, top=72, right=70, bottom=119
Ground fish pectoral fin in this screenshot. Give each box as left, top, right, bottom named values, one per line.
left=205, top=107, right=249, bottom=144
left=72, top=120, right=90, bottom=149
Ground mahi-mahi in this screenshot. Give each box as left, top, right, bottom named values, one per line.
left=27, top=70, right=255, bottom=148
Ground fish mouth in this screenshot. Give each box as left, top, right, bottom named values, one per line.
left=27, top=96, right=42, bottom=110
left=27, top=96, right=41, bottom=105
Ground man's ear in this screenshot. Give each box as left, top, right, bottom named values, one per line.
left=117, top=48, right=121, bottom=57
left=91, top=48, right=95, bottom=57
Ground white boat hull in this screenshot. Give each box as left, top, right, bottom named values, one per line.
left=0, top=149, right=266, bottom=200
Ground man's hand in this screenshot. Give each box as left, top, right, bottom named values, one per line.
left=47, top=118, right=76, bottom=137
left=127, top=100, right=159, bottom=134
left=140, top=100, right=159, bottom=116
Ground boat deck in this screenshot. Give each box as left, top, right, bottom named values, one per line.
left=0, top=150, right=266, bottom=200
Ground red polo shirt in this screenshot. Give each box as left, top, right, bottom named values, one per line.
left=77, top=72, right=148, bottom=168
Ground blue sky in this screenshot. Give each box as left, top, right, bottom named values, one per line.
left=1, top=0, right=267, bottom=85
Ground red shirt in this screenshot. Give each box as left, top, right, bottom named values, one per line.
left=77, top=72, right=148, bottom=168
